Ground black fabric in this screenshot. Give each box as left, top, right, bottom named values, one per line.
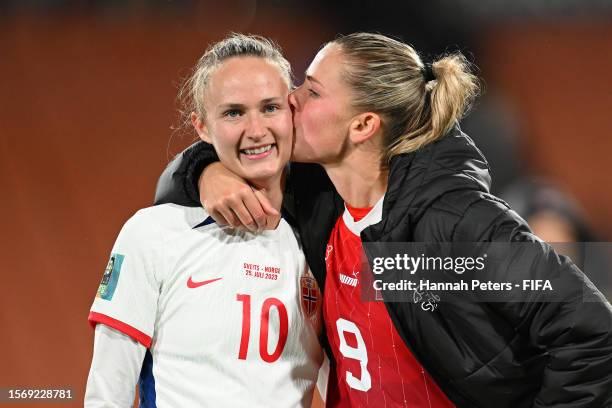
left=154, top=141, right=218, bottom=206
left=154, top=126, right=612, bottom=407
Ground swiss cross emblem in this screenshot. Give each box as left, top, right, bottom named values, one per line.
left=300, top=276, right=319, bottom=317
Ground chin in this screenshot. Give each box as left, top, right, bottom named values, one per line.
left=290, top=148, right=310, bottom=163
left=291, top=152, right=318, bottom=164
left=244, top=167, right=282, bottom=184
left=290, top=142, right=321, bottom=163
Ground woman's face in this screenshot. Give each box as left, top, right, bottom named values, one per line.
left=193, top=56, right=292, bottom=186
left=290, top=43, right=356, bottom=164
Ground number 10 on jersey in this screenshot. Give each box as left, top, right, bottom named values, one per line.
left=236, top=294, right=289, bottom=363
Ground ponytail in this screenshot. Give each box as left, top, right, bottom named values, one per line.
left=387, top=53, right=479, bottom=159
left=332, top=33, right=480, bottom=165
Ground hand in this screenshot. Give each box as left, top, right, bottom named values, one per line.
left=198, top=163, right=280, bottom=232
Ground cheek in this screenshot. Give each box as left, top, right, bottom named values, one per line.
left=210, top=124, right=240, bottom=158
left=279, top=112, right=293, bottom=137
left=300, top=101, right=323, bottom=134
left=302, top=100, right=343, bottom=147
left=264, top=113, right=291, bottom=159
left=271, top=113, right=292, bottom=142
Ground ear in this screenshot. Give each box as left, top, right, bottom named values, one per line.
left=191, top=112, right=212, bottom=143
left=348, top=112, right=381, bottom=144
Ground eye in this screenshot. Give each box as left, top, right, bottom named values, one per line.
left=263, top=104, right=280, bottom=113
left=223, top=109, right=242, bottom=118
left=308, top=89, right=319, bottom=98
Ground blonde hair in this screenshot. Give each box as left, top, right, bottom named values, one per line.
left=178, top=33, right=292, bottom=127
left=332, top=33, right=480, bottom=165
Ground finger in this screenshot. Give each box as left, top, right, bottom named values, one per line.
left=252, top=189, right=281, bottom=230
left=242, top=191, right=268, bottom=230
left=230, top=200, right=258, bottom=232
left=213, top=207, right=239, bottom=228
left=265, top=212, right=281, bottom=230
left=203, top=200, right=231, bottom=226
left=254, top=190, right=280, bottom=216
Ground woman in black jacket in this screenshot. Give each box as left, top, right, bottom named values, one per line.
left=155, top=33, right=612, bottom=407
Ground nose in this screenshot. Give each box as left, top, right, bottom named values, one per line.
left=289, top=88, right=300, bottom=112
left=245, top=112, right=266, bottom=140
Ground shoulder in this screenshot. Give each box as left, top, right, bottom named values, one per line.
left=448, top=190, right=532, bottom=241
left=278, top=218, right=303, bottom=247
left=419, top=190, right=532, bottom=242
left=135, top=203, right=207, bottom=226
left=118, top=204, right=209, bottom=243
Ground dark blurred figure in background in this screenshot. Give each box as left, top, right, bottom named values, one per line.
left=502, top=178, right=612, bottom=299
left=503, top=178, right=595, bottom=243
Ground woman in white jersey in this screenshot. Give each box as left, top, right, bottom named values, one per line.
left=85, top=34, right=323, bottom=408
left=157, top=33, right=612, bottom=407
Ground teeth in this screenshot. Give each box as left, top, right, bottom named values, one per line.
left=243, top=144, right=273, bottom=155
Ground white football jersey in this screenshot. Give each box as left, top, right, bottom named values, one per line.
left=89, top=204, right=323, bottom=407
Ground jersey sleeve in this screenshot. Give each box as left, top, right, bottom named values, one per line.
left=84, top=324, right=146, bottom=407
left=88, top=210, right=163, bottom=348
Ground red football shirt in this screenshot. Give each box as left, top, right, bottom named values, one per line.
left=323, top=198, right=454, bottom=407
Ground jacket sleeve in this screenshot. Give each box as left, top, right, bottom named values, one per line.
left=154, top=140, right=218, bottom=206
left=455, top=198, right=612, bottom=408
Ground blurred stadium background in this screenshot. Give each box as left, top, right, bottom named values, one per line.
left=1, top=1, right=611, bottom=406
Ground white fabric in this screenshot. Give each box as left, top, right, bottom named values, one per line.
left=342, top=196, right=385, bottom=236
left=316, top=353, right=331, bottom=402
left=85, top=324, right=145, bottom=407
left=89, top=204, right=323, bottom=407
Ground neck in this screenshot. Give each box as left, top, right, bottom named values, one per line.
left=322, top=148, right=388, bottom=208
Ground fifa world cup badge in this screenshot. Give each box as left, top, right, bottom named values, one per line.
left=97, top=253, right=124, bottom=300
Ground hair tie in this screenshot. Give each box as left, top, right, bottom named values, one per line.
left=422, top=63, right=435, bottom=82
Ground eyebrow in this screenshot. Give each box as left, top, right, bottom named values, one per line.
left=259, top=97, right=283, bottom=104
left=218, top=103, right=245, bottom=110
left=218, top=97, right=284, bottom=110
left=306, top=75, right=323, bottom=87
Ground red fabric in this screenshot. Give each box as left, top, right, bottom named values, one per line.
left=323, top=213, right=454, bottom=408
left=88, top=311, right=152, bottom=348
left=344, top=203, right=373, bottom=222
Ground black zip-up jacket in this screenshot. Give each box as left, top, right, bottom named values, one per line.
left=154, top=127, right=612, bottom=407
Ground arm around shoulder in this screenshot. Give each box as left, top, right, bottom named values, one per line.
left=154, top=140, right=218, bottom=206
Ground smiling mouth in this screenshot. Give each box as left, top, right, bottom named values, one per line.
left=240, top=144, right=275, bottom=155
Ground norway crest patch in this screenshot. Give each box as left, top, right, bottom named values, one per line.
left=300, top=276, right=319, bottom=317
left=97, top=253, right=124, bottom=300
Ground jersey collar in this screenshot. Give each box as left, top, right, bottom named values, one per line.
left=342, top=195, right=384, bottom=236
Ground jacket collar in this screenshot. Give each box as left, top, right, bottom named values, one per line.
left=365, top=124, right=491, bottom=241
